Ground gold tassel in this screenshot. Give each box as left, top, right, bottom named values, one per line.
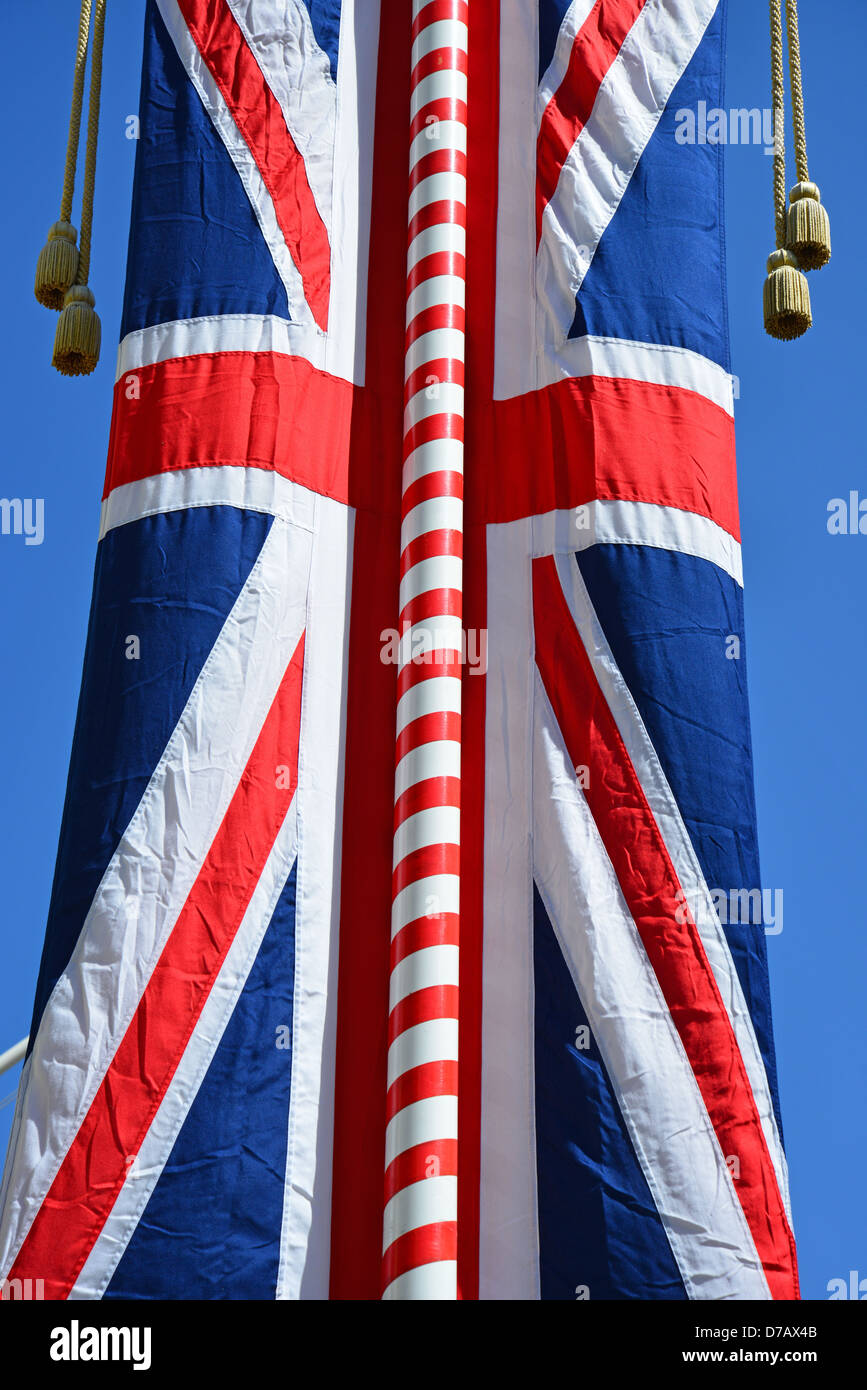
left=765, top=0, right=814, bottom=340
left=35, top=1, right=92, bottom=312
left=763, top=249, right=811, bottom=340
left=787, top=181, right=831, bottom=270
left=34, top=221, right=80, bottom=310
left=52, top=285, right=101, bottom=376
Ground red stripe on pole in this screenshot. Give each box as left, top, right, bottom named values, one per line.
left=409, top=97, right=468, bottom=143
left=396, top=710, right=461, bottom=763
left=394, top=775, right=461, bottom=828
left=401, top=469, right=464, bottom=512
left=385, top=1140, right=458, bottom=1199
left=411, top=0, right=469, bottom=44
left=387, top=1061, right=460, bottom=1121
left=409, top=147, right=467, bottom=192
left=381, top=1222, right=458, bottom=1289
left=393, top=843, right=461, bottom=899
left=405, top=301, right=466, bottom=346
left=398, top=588, right=463, bottom=630
left=391, top=915, right=461, bottom=970
left=531, top=555, right=799, bottom=1300
left=405, top=357, right=464, bottom=403
left=412, top=46, right=469, bottom=85
left=408, top=198, right=467, bottom=245
left=406, top=249, right=466, bottom=294
left=389, top=984, right=460, bottom=1041
left=400, top=529, right=463, bottom=577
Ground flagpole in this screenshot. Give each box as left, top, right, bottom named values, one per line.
left=0, top=1038, right=27, bottom=1078
left=382, top=0, right=468, bottom=1300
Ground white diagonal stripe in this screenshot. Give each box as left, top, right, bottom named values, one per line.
left=383, top=1177, right=457, bottom=1252
left=387, top=1018, right=459, bottom=1088
left=391, top=876, right=460, bottom=938
left=396, top=676, right=462, bottom=736
left=385, top=1095, right=458, bottom=1168
left=394, top=806, right=460, bottom=866
left=389, top=945, right=460, bottom=1010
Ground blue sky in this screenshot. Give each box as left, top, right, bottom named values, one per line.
left=0, top=3, right=863, bottom=1301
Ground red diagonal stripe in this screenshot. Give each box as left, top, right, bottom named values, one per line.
left=7, top=633, right=306, bottom=1300
left=389, top=984, right=460, bottom=1041
left=400, top=528, right=463, bottom=577
left=398, top=586, right=462, bottom=631
left=394, top=774, right=461, bottom=828
left=386, top=1060, right=459, bottom=1121
left=532, top=556, right=798, bottom=1299
left=409, top=147, right=467, bottom=192
left=401, top=468, right=464, bottom=513
left=397, top=652, right=463, bottom=700
left=405, top=301, right=466, bottom=347
left=382, top=1222, right=458, bottom=1290
left=404, top=356, right=464, bottom=405
left=384, top=1139, right=458, bottom=1201
left=536, top=0, right=648, bottom=244
left=396, top=709, right=462, bottom=764
left=408, top=197, right=467, bottom=245
left=392, top=842, right=461, bottom=899
left=178, top=0, right=331, bottom=329
left=412, top=45, right=469, bottom=86
left=391, top=914, right=460, bottom=970
left=406, top=250, right=466, bottom=296
left=409, top=96, right=468, bottom=144
left=411, top=0, right=469, bottom=44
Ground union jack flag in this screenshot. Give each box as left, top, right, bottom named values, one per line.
left=0, top=0, right=798, bottom=1300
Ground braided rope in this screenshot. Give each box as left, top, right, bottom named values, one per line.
left=59, top=0, right=93, bottom=225
left=785, top=0, right=809, bottom=184
left=76, top=0, right=106, bottom=287
left=770, top=0, right=787, bottom=248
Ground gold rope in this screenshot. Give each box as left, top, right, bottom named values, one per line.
left=60, top=0, right=93, bottom=224
left=785, top=0, right=809, bottom=184
left=770, top=0, right=787, bottom=249
left=34, top=0, right=93, bottom=309
left=783, top=0, right=831, bottom=271
left=74, top=0, right=106, bottom=288
left=53, top=0, right=107, bottom=376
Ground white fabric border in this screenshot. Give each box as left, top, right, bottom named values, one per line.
left=277, top=492, right=352, bottom=1299
left=479, top=519, right=540, bottom=1299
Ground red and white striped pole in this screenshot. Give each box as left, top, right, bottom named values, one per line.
left=382, top=0, right=468, bottom=1301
